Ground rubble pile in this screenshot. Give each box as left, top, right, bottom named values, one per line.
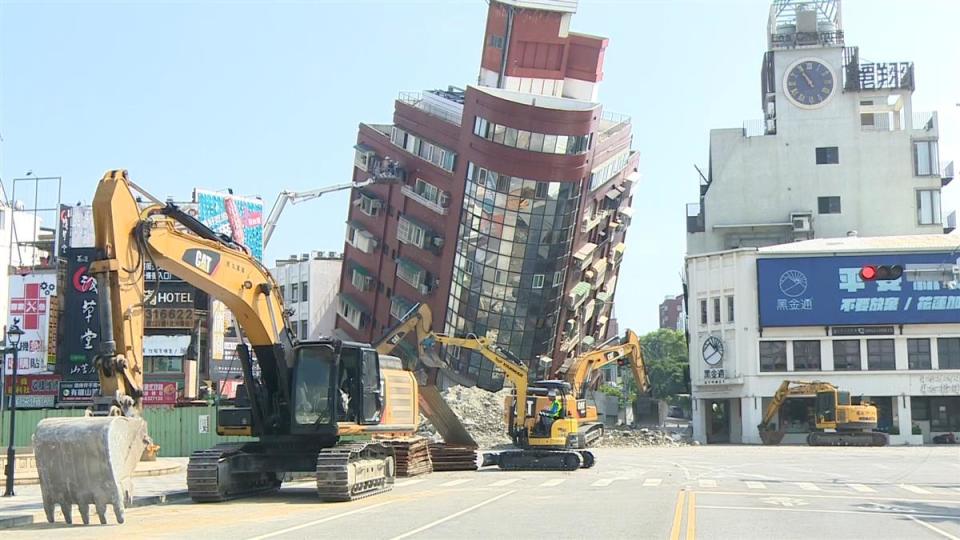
left=594, top=427, right=690, bottom=448
left=417, top=385, right=513, bottom=449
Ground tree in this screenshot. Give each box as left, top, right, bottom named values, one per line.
left=638, top=329, right=690, bottom=401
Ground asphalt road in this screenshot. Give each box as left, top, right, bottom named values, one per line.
left=12, top=445, right=960, bottom=539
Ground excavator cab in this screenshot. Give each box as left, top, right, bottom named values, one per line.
left=291, top=341, right=384, bottom=432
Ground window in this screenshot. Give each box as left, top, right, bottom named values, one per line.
left=532, top=274, right=545, bottom=289
left=301, top=282, right=308, bottom=302
left=760, top=341, right=787, bottom=372
left=346, top=224, right=377, bottom=254
left=145, top=357, right=183, bottom=374
left=354, top=149, right=373, bottom=172
left=290, top=283, right=299, bottom=303
left=397, top=216, right=426, bottom=248
left=351, top=267, right=371, bottom=291
left=793, top=341, right=821, bottom=371
left=553, top=270, right=564, bottom=287
left=700, top=300, right=707, bottom=325
left=815, top=146, right=839, bottom=164
left=390, top=296, right=414, bottom=321
left=937, top=338, right=960, bottom=369
left=833, top=340, right=861, bottom=370
left=337, top=296, right=365, bottom=329
left=713, top=298, right=721, bottom=324
left=868, top=337, right=897, bottom=368
left=908, top=338, right=932, bottom=370
left=414, top=179, right=440, bottom=203
left=917, top=189, right=941, bottom=225
left=357, top=193, right=381, bottom=217
left=817, top=196, right=841, bottom=214
left=397, top=258, right=425, bottom=289
left=914, top=140, right=939, bottom=176
left=726, top=296, right=734, bottom=322
left=488, top=34, right=505, bottom=49
left=300, top=320, right=308, bottom=339
left=279, top=285, right=285, bottom=300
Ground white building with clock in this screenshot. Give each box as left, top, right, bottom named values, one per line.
left=684, top=0, right=955, bottom=445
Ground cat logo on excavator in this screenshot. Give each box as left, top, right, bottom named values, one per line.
left=182, top=248, right=220, bottom=275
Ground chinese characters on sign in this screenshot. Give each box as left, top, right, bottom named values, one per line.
left=917, top=374, right=960, bottom=396
left=6, top=273, right=56, bottom=375
left=858, top=62, right=914, bottom=91
left=143, top=382, right=178, bottom=405
left=58, top=381, right=101, bottom=404
left=56, top=249, right=102, bottom=381
left=758, top=254, right=960, bottom=327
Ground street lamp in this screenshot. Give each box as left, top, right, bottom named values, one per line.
left=3, top=321, right=24, bottom=497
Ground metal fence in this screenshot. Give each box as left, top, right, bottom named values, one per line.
left=1, top=406, right=253, bottom=457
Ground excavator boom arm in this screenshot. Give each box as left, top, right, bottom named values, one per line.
left=561, top=330, right=649, bottom=399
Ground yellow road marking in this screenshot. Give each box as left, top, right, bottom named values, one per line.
left=686, top=492, right=696, bottom=540
left=669, top=490, right=686, bottom=540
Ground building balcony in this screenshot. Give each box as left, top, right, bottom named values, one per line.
left=581, top=210, right=609, bottom=234
left=401, top=184, right=449, bottom=215
left=566, top=281, right=590, bottom=310
left=355, top=145, right=407, bottom=183
left=943, top=161, right=955, bottom=187
left=573, top=242, right=597, bottom=270
left=598, top=111, right=631, bottom=142
left=609, top=242, right=625, bottom=267
left=397, top=87, right=464, bottom=126
left=912, top=111, right=938, bottom=134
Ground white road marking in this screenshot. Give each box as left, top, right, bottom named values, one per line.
left=489, top=478, right=519, bottom=487
left=745, top=481, right=767, bottom=490
left=847, top=484, right=876, bottom=493
left=539, top=478, right=566, bottom=487
left=794, top=482, right=819, bottom=491
left=899, top=484, right=932, bottom=495
left=246, top=500, right=395, bottom=540
left=907, top=515, right=960, bottom=540
left=395, top=479, right=425, bottom=488
left=642, top=478, right=663, bottom=487
left=704, top=490, right=960, bottom=505
left=698, top=479, right=718, bottom=488
left=388, top=490, right=516, bottom=540
left=440, top=478, right=473, bottom=487
left=698, top=505, right=960, bottom=521
left=592, top=477, right=628, bottom=487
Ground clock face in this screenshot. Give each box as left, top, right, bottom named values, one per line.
left=702, top=336, right=724, bottom=366
left=785, top=60, right=835, bottom=108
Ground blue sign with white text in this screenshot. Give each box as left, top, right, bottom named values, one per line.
left=757, top=252, right=960, bottom=327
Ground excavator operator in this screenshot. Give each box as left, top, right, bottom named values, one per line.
left=538, top=390, right=563, bottom=435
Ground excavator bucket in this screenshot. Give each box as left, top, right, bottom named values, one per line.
left=33, top=416, right=147, bottom=525
left=758, top=427, right=786, bottom=445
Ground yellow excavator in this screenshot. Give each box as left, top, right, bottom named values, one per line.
left=378, top=303, right=594, bottom=470
left=546, top=329, right=648, bottom=447
left=33, top=170, right=420, bottom=525
left=758, top=380, right=888, bottom=446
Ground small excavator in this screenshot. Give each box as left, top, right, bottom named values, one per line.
left=758, top=380, right=888, bottom=446
left=33, top=171, right=420, bottom=525
left=548, top=329, right=648, bottom=447
left=380, top=303, right=595, bottom=470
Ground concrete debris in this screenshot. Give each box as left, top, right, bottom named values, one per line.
left=594, top=426, right=690, bottom=448
left=417, top=385, right=513, bottom=449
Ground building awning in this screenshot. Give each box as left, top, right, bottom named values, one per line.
left=573, top=242, right=598, bottom=261
left=596, top=291, right=612, bottom=304
left=605, top=188, right=623, bottom=200
left=143, top=335, right=191, bottom=357
left=613, top=242, right=626, bottom=256
left=591, top=257, right=607, bottom=273
left=351, top=263, right=372, bottom=277
left=625, top=171, right=641, bottom=182
left=571, top=281, right=591, bottom=297
left=618, top=207, right=635, bottom=218
left=597, top=315, right=609, bottom=327
left=338, top=293, right=366, bottom=313
left=353, top=143, right=375, bottom=153
left=581, top=335, right=596, bottom=348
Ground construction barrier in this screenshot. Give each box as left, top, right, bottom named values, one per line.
left=0, top=406, right=253, bottom=457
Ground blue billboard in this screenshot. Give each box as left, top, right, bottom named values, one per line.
left=757, top=252, right=960, bottom=327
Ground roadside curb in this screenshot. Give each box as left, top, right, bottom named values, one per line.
left=8, top=463, right=184, bottom=486
left=0, top=490, right=191, bottom=529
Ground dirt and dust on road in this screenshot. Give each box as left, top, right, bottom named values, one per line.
left=418, top=385, right=690, bottom=449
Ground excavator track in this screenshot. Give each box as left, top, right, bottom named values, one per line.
left=807, top=431, right=889, bottom=447
left=187, top=445, right=281, bottom=502
left=315, top=442, right=396, bottom=502
left=490, top=449, right=588, bottom=471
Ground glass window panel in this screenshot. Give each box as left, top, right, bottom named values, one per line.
left=529, top=132, right=544, bottom=152
left=493, top=124, right=506, bottom=144
left=504, top=127, right=518, bottom=147
left=542, top=134, right=557, bottom=154
left=517, top=130, right=531, bottom=150
left=555, top=135, right=569, bottom=154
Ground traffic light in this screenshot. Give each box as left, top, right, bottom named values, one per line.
left=859, top=264, right=903, bottom=281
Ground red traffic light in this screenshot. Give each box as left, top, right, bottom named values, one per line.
left=860, top=264, right=903, bottom=281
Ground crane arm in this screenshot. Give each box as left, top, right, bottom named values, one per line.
left=92, top=170, right=289, bottom=414
left=759, top=380, right=838, bottom=427
left=560, top=330, right=648, bottom=399
left=263, top=179, right=374, bottom=247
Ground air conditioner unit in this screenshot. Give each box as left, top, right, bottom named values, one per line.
left=765, top=118, right=777, bottom=133
left=765, top=100, right=776, bottom=117
left=791, top=213, right=812, bottom=232
left=432, top=236, right=444, bottom=248
left=419, top=284, right=431, bottom=295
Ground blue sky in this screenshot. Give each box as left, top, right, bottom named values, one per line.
left=1, top=0, right=958, bottom=333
